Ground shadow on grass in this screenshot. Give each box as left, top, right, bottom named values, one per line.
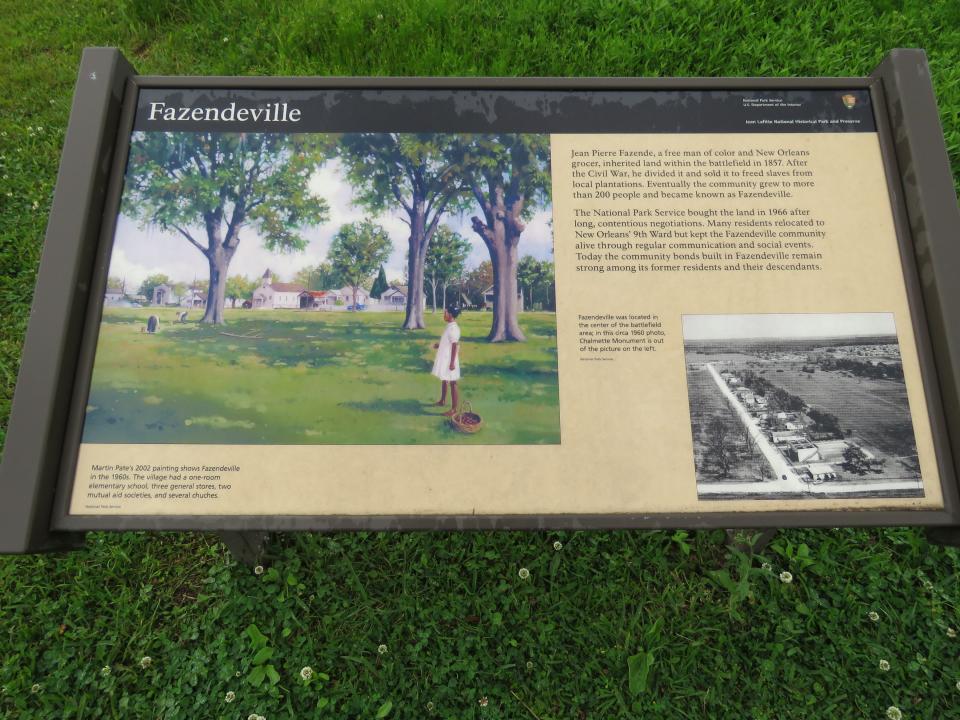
left=339, top=398, right=429, bottom=415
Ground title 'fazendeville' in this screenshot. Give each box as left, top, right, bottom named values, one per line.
left=147, top=101, right=302, bottom=123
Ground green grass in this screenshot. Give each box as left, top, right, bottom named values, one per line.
left=2, top=0, right=960, bottom=718
left=84, top=309, right=560, bottom=445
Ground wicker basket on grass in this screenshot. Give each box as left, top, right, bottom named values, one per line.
left=449, top=400, right=482, bottom=433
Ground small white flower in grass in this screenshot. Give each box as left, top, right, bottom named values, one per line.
left=956, top=679, right=960, bottom=691
left=32, top=201, right=38, bottom=209
left=879, top=659, right=891, bottom=672
left=300, top=666, right=313, bottom=681
left=224, top=691, right=235, bottom=703
left=253, top=565, right=264, bottom=575
left=235, top=671, right=241, bottom=677
left=247, top=714, right=259, bottom=720
left=478, top=696, right=488, bottom=707
left=426, top=701, right=435, bottom=712
left=222, top=36, right=229, bottom=43
left=101, top=666, right=111, bottom=677
left=377, top=644, right=388, bottom=655
left=779, top=571, right=793, bottom=584
left=518, top=567, right=530, bottom=580
left=886, top=706, right=902, bottom=720
left=947, top=627, right=957, bottom=638
left=37, top=127, right=43, bottom=132
left=526, top=661, right=534, bottom=670
left=139, top=656, right=152, bottom=669
left=31, top=684, right=41, bottom=694
left=868, top=611, right=880, bottom=622
left=761, top=562, right=772, bottom=572
left=553, top=540, right=563, bottom=551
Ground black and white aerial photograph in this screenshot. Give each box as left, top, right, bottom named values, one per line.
left=683, top=312, right=924, bottom=500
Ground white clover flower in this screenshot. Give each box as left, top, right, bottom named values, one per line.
left=31, top=683, right=41, bottom=694
left=225, top=691, right=236, bottom=703
left=247, top=714, right=259, bottom=720
left=31, top=201, right=38, bottom=209
left=139, top=656, right=152, bottom=669
left=235, top=671, right=241, bottom=677
left=779, top=571, right=793, bottom=584
left=518, top=567, right=530, bottom=580
left=879, top=659, right=891, bottom=672
left=478, top=696, right=488, bottom=707
left=101, top=666, right=111, bottom=677
left=526, top=660, right=534, bottom=670
left=553, top=541, right=563, bottom=551
left=37, top=126, right=43, bottom=132
left=868, top=611, right=880, bottom=622
left=886, top=706, right=902, bottom=720
left=254, top=565, right=264, bottom=575
left=377, top=644, right=388, bottom=655
left=426, top=701, right=435, bottom=711
left=761, top=562, right=772, bottom=571
left=923, top=579, right=934, bottom=591
left=947, top=627, right=957, bottom=638
left=222, top=36, right=229, bottom=43
left=956, top=679, right=960, bottom=691
left=300, top=666, right=313, bottom=681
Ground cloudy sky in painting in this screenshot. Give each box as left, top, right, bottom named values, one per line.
left=108, top=158, right=553, bottom=290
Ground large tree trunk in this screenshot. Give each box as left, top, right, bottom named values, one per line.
left=201, top=245, right=234, bottom=324
left=470, top=187, right=526, bottom=342
left=402, top=201, right=428, bottom=330
left=487, top=241, right=525, bottom=341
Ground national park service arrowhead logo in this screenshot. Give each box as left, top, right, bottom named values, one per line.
left=841, top=93, right=858, bottom=109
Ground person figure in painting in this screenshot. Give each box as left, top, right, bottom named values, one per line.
left=432, top=305, right=462, bottom=416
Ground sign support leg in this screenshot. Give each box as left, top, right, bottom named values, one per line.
left=218, top=531, right=271, bottom=566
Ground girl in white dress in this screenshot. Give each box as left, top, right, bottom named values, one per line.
left=432, top=306, right=461, bottom=416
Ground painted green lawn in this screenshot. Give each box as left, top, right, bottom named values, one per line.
left=2, top=0, right=960, bottom=718
left=84, top=309, right=560, bottom=445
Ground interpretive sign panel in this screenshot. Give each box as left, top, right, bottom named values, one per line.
left=2, top=48, right=959, bottom=550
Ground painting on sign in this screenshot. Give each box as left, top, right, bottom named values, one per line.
left=83, top=132, right=560, bottom=445
left=683, top=312, right=924, bottom=500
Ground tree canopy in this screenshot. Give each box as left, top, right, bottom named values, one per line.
left=121, top=131, right=331, bottom=323
left=328, top=220, right=393, bottom=300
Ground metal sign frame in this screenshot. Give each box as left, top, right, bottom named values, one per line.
left=1, top=48, right=958, bottom=553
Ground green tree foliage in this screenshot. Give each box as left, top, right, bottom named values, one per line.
left=294, top=262, right=341, bottom=291
left=462, top=260, right=493, bottom=308
left=138, top=273, right=171, bottom=303
left=370, top=266, right=389, bottom=299
left=455, top=134, right=551, bottom=341
left=337, top=133, right=468, bottom=329
left=225, top=275, right=256, bottom=308
left=517, top=256, right=555, bottom=311
left=328, top=221, right=393, bottom=309
left=424, top=226, right=471, bottom=313
left=121, top=131, right=331, bottom=324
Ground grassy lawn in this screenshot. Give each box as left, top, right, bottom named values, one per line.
left=84, top=309, right=560, bottom=445
left=2, top=0, right=960, bottom=718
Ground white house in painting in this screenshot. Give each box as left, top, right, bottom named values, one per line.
left=298, top=290, right=339, bottom=309
left=181, top=286, right=206, bottom=308
left=482, top=285, right=523, bottom=311
left=251, top=269, right=305, bottom=309
left=104, top=284, right=125, bottom=305
left=379, top=285, right=426, bottom=311
left=338, top=286, right=369, bottom=308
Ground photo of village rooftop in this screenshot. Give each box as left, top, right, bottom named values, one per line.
left=683, top=312, right=924, bottom=500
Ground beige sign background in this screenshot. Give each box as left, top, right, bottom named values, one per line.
left=70, top=131, right=943, bottom=516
